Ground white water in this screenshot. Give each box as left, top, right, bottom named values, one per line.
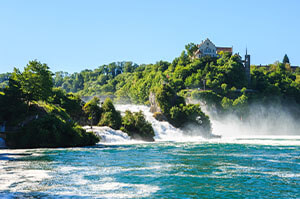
left=84, top=126, right=131, bottom=144
left=83, top=105, right=191, bottom=144
left=115, top=105, right=200, bottom=142
left=86, top=104, right=300, bottom=146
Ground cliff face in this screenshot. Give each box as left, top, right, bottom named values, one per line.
left=149, top=91, right=161, bottom=113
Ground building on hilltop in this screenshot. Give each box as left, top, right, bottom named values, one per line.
left=193, top=38, right=251, bottom=86
left=193, top=38, right=233, bottom=58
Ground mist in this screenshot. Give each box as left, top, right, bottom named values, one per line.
left=206, top=102, right=300, bottom=137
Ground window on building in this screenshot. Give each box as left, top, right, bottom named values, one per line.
left=205, top=47, right=211, bottom=53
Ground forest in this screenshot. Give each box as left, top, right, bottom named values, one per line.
left=1, top=44, right=300, bottom=148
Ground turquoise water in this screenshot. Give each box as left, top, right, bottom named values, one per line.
left=0, top=138, right=300, bottom=198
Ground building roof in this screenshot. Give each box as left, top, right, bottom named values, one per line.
left=197, top=38, right=217, bottom=48
left=216, top=47, right=233, bottom=53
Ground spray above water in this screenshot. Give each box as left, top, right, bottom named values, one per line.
left=208, top=102, right=300, bottom=137
left=116, top=105, right=200, bottom=142
left=85, top=104, right=300, bottom=145
left=87, top=104, right=209, bottom=144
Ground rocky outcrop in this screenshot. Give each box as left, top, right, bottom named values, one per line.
left=153, top=112, right=168, bottom=121
left=149, top=85, right=218, bottom=138
left=149, top=91, right=161, bottom=113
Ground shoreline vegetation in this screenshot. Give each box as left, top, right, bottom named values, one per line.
left=1, top=44, right=300, bottom=148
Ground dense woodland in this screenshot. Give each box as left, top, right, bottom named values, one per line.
left=0, top=61, right=154, bottom=148
left=1, top=44, right=300, bottom=147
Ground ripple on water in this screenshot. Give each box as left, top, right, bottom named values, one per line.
left=0, top=138, right=299, bottom=198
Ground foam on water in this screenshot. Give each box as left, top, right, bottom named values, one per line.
left=91, top=104, right=300, bottom=146
left=0, top=105, right=299, bottom=198
left=83, top=126, right=132, bottom=143
left=116, top=104, right=208, bottom=142
left=0, top=151, right=50, bottom=193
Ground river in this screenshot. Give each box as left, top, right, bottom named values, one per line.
left=0, top=105, right=299, bottom=198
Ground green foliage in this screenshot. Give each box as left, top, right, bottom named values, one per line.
left=154, top=84, right=211, bottom=133
left=48, top=48, right=247, bottom=106
left=169, top=104, right=211, bottom=132
left=98, top=98, right=122, bottom=129
left=250, top=64, right=300, bottom=103
left=191, top=90, right=223, bottom=108
left=1, top=60, right=100, bottom=148
left=2, top=43, right=300, bottom=135
left=0, top=72, right=10, bottom=88
left=83, top=97, right=102, bottom=125
left=221, top=97, right=233, bottom=110
left=10, top=60, right=53, bottom=103
left=0, top=79, right=28, bottom=124
left=155, top=84, right=185, bottom=117
left=121, top=110, right=155, bottom=141
left=6, top=102, right=99, bottom=149
left=49, top=88, right=86, bottom=123
left=185, top=43, right=198, bottom=57
left=232, top=94, right=248, bottom=117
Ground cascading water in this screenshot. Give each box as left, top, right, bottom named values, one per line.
left=116, top=105, right=189, bottom=142
left=84, top=104, right=300, bottom=145
left=84, top=126, right=131, bottom=144
left=89, top=104, right=209, bottom=144
left=1, top=105, right=299, bottom=199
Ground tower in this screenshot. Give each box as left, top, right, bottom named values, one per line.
left=244, top=48, right=251, bottom=86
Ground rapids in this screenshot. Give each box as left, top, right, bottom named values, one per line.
left=0, top=104, right=299, bottom=198
left=87, top=104, right=210, bottom=144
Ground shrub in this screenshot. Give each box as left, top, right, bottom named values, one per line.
left=6, top=103, right=99, bottom=148
left=155, top=84, right=185, bottom=117
left=83, top=96, right=102, bottom=125
left=121, top=110, right=155, bottom=141
left=98, top=98, right=122, bottom=129
left=154, top=84, right=212, bottom=134
left=170, top=104, right=211, bottom=133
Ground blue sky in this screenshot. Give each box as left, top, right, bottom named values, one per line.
left=0, top=0, right=299, bottom=73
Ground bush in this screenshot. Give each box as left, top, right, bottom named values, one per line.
left=121, top=110, right=155, bottom=141
left=83, top=96, right=102, bottom=125
left=170, top=104, right=211, bottom=133
left=98, top=98, right=122, bottom=129
left=155, top=84, right=185, bottom=117
left=154, top=84, right=212, bottom=134
left=50, top=88, right=86, bottom=124
left=6, top=103, right=99, bottom=148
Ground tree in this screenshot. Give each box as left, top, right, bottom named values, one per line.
left=83, top=97, right=102, bottom=126
left=50, top=88, right=86, bottom=123
left=98, top=98, right=122, bottom=129
left=185, top=43, right=198, bottom=58
left=283, top=54, right=290, bottom=64
left=10, top=60, right=53, bottom=103
left=121, top=110, right=155, bottom=141
left=155, top=84, right=185, bottom=116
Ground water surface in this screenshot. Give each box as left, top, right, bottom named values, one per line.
left=1, top=137, right=299, bottom=198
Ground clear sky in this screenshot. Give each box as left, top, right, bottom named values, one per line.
left=0, top=0, right=299, bottom=73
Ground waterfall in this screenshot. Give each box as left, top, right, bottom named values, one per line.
left=116, top=105, right=188, bottom=142
left=87, top=104, right=211, bottom=144
left=84, top=126, right=132, bottom=144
